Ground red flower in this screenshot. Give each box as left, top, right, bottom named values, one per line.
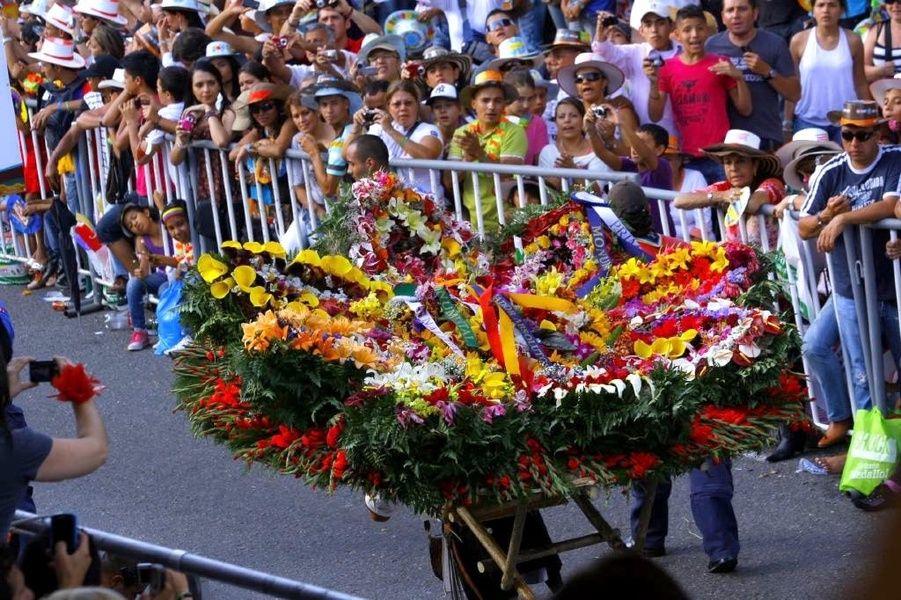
left=326, top=420, right=345, bottom=448
left=424, top=387, right=449, bottom=405
left=651, top=320, right=678, bottom=338
left=703, top=406, right=748, bottom=425
left=301, top=428, right=327, bottom=450
left=332, top=450, right=348, bottom=479
left=270, top=425, right=301, bottom=449
left=50, top=363, right=104, bottom=404
left=690, top=421, right=715, bottom=445
left=627, top=452, right=660, bottom=479
left=567, top=457, right=581, bottom=471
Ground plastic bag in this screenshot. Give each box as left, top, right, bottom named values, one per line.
left=839, top=409, right=901, bottom=496
left=154, top=279, right=185, bottom=356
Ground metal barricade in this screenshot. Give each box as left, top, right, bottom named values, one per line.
left=12, top=510, right=364, bottom=600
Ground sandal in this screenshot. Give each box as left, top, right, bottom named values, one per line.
left=813, top=454, right=846, bottom=475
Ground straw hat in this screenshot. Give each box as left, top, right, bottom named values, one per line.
left=358, top=34, right=406, bottom=64
left=556, top=53, right=625, bottom=99
left=783, top=146, right=840, bottom=192
left=385, top=9, right=435, bottom=57
left=160, top=0, right=207, bottom=13
left=667, top=5, right=718, bottom=31
left=775, top=128, right=841, bottom=167
left=419, top=46, right=470, bottom=82
left=73, top=0, right=127, bottom=27
left=484, top=37, right=543, bottom=72
left=44, top=3, right=76, bottom=35
left=826, top=100, right=886, bottom=127
left=231, top=82, right=293, bottom=130
left=701, top=129, right=782, bottom=179
left=310, top=77, right=363, bottom=115
left=252, top=0, right=294, bottom=32
left=870, top=74, right=901, bottom=108
left=459, top=70, right=518, bottom=107
left=28, top=37, right=86, bottom=69
left=98, top=67, right=125, bottom=89
left=542, top=29, right=590, bottom=53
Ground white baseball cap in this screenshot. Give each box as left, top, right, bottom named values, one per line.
left=424, top=83, right=459, bottom=106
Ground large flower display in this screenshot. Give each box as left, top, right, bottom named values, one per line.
left=174, top=175, right=805, bottom=516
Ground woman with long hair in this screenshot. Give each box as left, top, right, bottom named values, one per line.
left=170, top=60, right=237, bottom=243
left=789, top=0, right=870, bottom=142
left=538, top=97, right=609, bottom=192
left=863, top=1, right=901, bottom=82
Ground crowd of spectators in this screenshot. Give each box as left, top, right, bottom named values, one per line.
left=1, top=0, right=901, bottom=586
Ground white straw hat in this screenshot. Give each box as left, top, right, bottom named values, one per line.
left=28, top=37, right=86, bottom=69
left=73, top=0, right=128, bottom=26
left=44, top=3, right=76, bottom=36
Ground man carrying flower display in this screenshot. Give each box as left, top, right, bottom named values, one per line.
left=446, top=70, right=527, bottom=234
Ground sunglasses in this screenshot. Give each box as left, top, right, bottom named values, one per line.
left=488, top=18, right=514, bottom=31
left=500, top=60, right=529, bottom=72
left=249, top=101, right=276, bottom=114
left=840, top=129, right=876, bottom=142
left=573, top=71, right=605, bottom=84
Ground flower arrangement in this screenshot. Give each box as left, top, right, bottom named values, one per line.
left=173, top=180, right=807, bottom=516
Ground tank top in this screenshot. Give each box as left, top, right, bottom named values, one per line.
left=796, top=29, right=858, bottom=126
left=872, top=21, right=901, bottom=73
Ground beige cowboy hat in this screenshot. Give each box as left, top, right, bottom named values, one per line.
left=702, top=129, right=782, bottom=179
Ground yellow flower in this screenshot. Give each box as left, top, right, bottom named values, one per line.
left=243, top=241, right=264, bottom=254
left=249, top=286, right=272, bottom=307
left=262, top=241, right=286, bottom=258
left=535, top=268, right=564, bottom=296
left=320, top=255, right=353, bottom=278
left=691, top=240, right=718, bottom=258
left=710, top=249, right=729, bottom=273
left=221, top=240, right=242, bottom=251
left=241, top=310, right=287, bottom=352
left=210, top=277, right=234, bottom=299
left=441, top=237, right=462, bottom=258
left=292, top=248, right=321, bottom=268
left=667, top=246, right=692, bottom=271
left=618, top=258, right=643, bottom=280
left=299, top=292, right=320, bottom=307
left=198, top=254, right=228, bottom=283
left=232, top=265, right=257, bottom=292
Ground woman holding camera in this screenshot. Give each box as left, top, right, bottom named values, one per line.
left=349, top=81, right=444, bottom=197
left=1, top=350, right=107, bottom=537
left=538, top=97, right=609, bottom=192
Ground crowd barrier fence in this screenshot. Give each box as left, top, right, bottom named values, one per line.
left=9, top=118, right=901, bottom=435
left=12, top=510, right=365, bottom=599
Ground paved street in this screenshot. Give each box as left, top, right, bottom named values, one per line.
left=5, top=287, right=882, bottom=599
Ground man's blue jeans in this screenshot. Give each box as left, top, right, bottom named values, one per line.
left=803, top=297, right=853, bottom=422
left=631, top=459, right=739, bottom=561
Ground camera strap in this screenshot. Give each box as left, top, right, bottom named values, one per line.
left=402, top=120, right=423, bottom=141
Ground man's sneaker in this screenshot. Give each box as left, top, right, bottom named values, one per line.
left=127, top=330, right=151, bottom=351
left=163, top=335, right=194, bottom=356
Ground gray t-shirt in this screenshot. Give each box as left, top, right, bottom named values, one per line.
left=706, top=29, right=795, bottom=146
left=1, top=427, right=52, bottom=535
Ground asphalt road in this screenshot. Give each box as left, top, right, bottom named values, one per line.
left=4, top=286, right=884, bottom=600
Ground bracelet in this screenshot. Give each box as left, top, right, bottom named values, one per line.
left=2, top=37, right=12, bottom=44
left=707, top=191, right=714, bottom=203
left=816, top=211, right=828, bottom=227
left=175, top=593, right=193, bottom=600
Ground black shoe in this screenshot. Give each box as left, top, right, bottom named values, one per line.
left=766, top=425, right=807, bottom=462
left=642, top=546, right=666, bottom=558
left=707, top=557, right=738, bottom=573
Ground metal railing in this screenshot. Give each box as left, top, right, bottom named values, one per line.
left=12, top=510, right=366, bottom=600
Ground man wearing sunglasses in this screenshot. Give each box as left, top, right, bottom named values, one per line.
left=485, top=10, right=520, bottom=57
left=799, top=100, right=901, bottom=448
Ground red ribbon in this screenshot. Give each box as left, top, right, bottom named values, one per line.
left=477, top=285, right=505, bottom=369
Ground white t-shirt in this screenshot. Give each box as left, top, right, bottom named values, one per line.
left=669, top=167, right=713, bottom=239
left=538, top=143, right=611, bottom=177
left=289, top=133, right=325, bottom=208
left=369, top=120, right=444, bottom=198
left=287, top=50, right=357, bottom=87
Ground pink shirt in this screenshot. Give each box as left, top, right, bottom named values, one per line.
left=657, top=54, right=737, bottom=157
left=506, top=115, right=549, bottom=166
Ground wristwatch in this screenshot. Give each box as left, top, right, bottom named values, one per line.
left=764, top=69, right=776, bottom=81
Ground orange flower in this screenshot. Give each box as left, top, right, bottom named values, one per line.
left=241, top=310, right=288, bottom=352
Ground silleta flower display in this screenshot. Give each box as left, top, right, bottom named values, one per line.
left=173, top=177, right=806, bottom=516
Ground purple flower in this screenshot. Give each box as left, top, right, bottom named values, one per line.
left=514, top=390, right=532, bottom=413
left=436, top=400, right=457, bottom=425
left=481, top=404, right=506, bottom=424
left=396, top=405, right=425, bottom=427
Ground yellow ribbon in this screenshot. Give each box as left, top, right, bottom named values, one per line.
left=57, top=154, right=75, bottom=175
left=498, top=309, right=520, bottom=377
left=507, top=292, right=578, bottom=314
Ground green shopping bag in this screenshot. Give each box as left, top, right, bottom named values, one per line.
left=839, top=409, right=901, bottom=496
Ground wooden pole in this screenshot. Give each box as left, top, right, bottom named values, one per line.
left=500, top=504, right=528, bottom=591
left=453, top=506, right=536, bottom=600
left=570, top=493, right=628, bottom=551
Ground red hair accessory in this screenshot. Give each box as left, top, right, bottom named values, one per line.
left=50, top=363, right=104, bottom=404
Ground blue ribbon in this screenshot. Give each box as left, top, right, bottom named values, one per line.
left=494, top=294, right=552, bottom=367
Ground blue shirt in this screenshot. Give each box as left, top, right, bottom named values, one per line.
left=801, top=146, right=901, bottom=299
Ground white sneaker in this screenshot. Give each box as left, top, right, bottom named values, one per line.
left=164, top=335, right=194, bottom=356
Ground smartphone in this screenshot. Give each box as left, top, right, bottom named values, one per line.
left=29, top=360, right=59, bottom=383
left=137, top=563, right=166, bottom=593
left=358, top=66, right=379, bottom=77
left=241, top=0, right=259, bottom=8
left=49, top=513, right=78, bottom=554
